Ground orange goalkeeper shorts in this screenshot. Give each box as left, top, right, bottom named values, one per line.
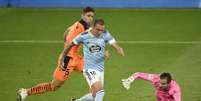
left=53, top=55, right=84, bottom=81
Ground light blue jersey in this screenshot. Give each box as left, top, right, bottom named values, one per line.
left=73, top=30, right=116, bottom=72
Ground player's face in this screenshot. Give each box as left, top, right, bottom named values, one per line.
left=82, top=12, right=94, bottom=24
left=159, top=79, right=169, bottom=90
left=94, top=24, right=105, bottom=36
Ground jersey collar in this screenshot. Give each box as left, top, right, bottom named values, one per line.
left=79, top=19, right=90, bottom=30
left=88, top=29, right=95, bottom=37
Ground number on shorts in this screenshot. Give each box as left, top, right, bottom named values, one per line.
left=90, top=71, right=96, bottom=76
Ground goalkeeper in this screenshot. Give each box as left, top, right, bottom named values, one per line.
left=122, top=72, right=181, bottom=101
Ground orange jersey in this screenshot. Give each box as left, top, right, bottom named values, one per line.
left=64, top=20, right=89, bottom=56
left=54, top=20, right=89, bottom=81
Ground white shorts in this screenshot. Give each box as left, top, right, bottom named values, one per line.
left=83, top=69, right=104, bottom=88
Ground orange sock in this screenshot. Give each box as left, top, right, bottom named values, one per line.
left=27, top=82, right=53, bottom=96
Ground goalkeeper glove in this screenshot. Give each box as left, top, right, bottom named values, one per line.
left=121, top=77, right=134, bottom=90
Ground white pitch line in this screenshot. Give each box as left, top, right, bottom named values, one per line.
left=117, top=41, right=201, bottom=44
left=0, top=40, right=201, bottom=44
left=0, top=40, right=63, bottom=44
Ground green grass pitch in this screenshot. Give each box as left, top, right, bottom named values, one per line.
left=0, top=8, right=201, bottom=101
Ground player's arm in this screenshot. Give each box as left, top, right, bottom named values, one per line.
left=172, top=84, right=182, bottom=101
left=105, top=31, right=125, bottom=56
left=104, top=50, right=110, bottom=59
left=59, top=34, right=83, bottom=70
left=64, top=24, right=82, bottom=44
left=122, top=72, right=158, bottom=90
left=173, top=92, right=181, bottom=101
left=111, top=43, right=125, bottom=56
left=63, top=28, right=69, bottom=42
left=58, top=42, right=75, bottom=70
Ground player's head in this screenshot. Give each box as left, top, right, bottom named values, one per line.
left=92, top=19, right=105, bottom=36
left=159, top=72, right=172, bottom=90
left=82, top=6, right=95, bottom=24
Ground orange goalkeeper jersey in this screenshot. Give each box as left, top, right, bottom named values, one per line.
left=64, top=19, right=89, bottom=56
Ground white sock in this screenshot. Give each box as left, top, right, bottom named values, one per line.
left=76, top=93, right=93, bottom=101
left=95, top=90, right=104, bottom=101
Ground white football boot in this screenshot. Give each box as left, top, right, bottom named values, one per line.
left=17, top=88, right=28, bottom=101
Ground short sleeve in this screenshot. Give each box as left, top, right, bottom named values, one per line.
left=73, top=34, right=84, bottom=45
left=104, top=31, right=116, bottom=45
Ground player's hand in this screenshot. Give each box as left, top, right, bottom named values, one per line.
left=118, top=47, right=125, bottom=56
left=104, top=50, right=110, bottom=59
left=121, top=77, right=134, bottom=90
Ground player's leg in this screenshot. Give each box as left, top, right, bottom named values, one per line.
left=83, top=69, right=104, bottom=101
left=92, top=71, right=104, bottom=101
left=71, top=58, right=94, bottom=101
left=26, top=75, right=64, bottom=95
left=17, top=56, right=74, bottom=101
left=17, top=68, right=65, bottom=101
left=91, top=82, right=104, bottom=101
left=72, top=93, right=93, bottom=101
left=17, top=67, right=73, bottom=101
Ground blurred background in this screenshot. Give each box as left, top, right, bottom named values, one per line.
left=1, top=0, right=201, bottom=8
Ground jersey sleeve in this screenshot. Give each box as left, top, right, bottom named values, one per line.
left=73, top=34, right=84, bottom=45
left=170, top=82, right=182, bottom=101
left=104, top=31, right=116, bottom=45
left=173, top=92, right=181, bottom=101
left=131, top=72, right=159, bottom=83
left=65, top=23, right=85, bottom=44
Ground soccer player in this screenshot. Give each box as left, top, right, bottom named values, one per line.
left=17, top=7, right=95, bottom=101
left=122, top=72, right=181, bottom=101
left=59, top=19, right=125, bottom=101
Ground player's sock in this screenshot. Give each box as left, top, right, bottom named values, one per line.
left=27, top=82, right=53, bottom=96
left=95, top=90, right=104, bottom=101
left=75, top=93, right=93, bottom=101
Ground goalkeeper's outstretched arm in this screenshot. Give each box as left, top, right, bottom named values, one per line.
left=122, top=72, right=158, bottom=90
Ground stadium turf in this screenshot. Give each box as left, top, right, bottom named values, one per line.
left=0, top=8, right=201, bottom=101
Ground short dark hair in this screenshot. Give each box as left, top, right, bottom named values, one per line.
left=83, top=6, right=95, bottom=13
left=160, top=72, right=172, bottom=84
left=93, top=19, right=105, bottom=26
